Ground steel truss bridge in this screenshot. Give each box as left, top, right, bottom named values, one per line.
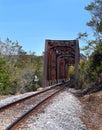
left=43, top=39, right=80, bottom=88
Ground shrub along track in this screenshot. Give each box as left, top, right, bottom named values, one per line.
left=0, top=82, right=68, bottom=130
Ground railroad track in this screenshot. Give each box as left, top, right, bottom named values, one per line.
left=0, top=82, right=68, bottom=130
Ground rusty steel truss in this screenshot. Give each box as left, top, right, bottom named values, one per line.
left=43, top=39, right=80, bottom=87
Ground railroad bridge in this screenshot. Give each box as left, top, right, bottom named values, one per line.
left=43, top=39, right=80, bottom=88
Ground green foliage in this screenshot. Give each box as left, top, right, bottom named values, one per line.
left=78, top=0, right=102, bottom=51
left=11, top=54, right=44, bottom=93
left=0, top=57, right=9, bottom=90
left=68, top=66, right=75, bottom=79
left=78, top=43, right=102, bottom=88
left=0, top=38, right=44, bottom=95
left=85, top=0, right=102, bottom=37
left=77, top=0, right=102, bottom=88
left=0, top=56, right=16, bottom=95
left=89, top=43, right=102, bottom=78
left=78, top=60, right=89, bottom=88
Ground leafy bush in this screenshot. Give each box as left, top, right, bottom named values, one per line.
left=0, top=56, right=16, bottom=95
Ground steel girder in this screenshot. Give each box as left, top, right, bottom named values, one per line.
left=43, top=40, right=80, bottom=87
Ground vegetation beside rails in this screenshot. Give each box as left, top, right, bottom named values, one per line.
left=0, top=39, right=43, bottom=95
left=0, top=0, right=102, bottom=95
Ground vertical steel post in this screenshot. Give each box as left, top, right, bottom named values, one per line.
left=43, top=40, right=48, bottom=87
left=55, top=50, right=59, bottom=83
left=75, top=40, right=79, bottom=88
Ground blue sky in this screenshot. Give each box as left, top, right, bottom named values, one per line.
left=0, top=0, right=92, bottom=55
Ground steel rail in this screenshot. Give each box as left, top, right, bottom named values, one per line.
left=6, top=85, right=65, bottom=130
left=0, top=82, right=62, bottom=112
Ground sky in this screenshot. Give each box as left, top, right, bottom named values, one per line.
left=0, top=0, right=92, bottom=55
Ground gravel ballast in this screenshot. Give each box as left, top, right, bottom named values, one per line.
left=18, top=89, right=89, bottom=130
left=0, top=89, right=90, bottom=130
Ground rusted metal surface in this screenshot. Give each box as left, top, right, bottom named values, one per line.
left=43, top=40, right=80, bottom=87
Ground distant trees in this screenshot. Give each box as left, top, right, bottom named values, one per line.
left=0, top=38, right=44, bottom=95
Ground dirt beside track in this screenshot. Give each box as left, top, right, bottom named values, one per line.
left=79, top=91, right=102, bottom=130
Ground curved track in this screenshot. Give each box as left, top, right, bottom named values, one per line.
left=0, top=82, right=67, bottom=130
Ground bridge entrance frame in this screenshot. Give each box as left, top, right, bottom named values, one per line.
left=43, top=40, right=80, bottom=88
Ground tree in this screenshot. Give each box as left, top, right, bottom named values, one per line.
left=78, top=0, right=102, bottom=51
left=85, top=0, right=102, bottom=79
left=85, top=0, right=102, bottom=41
left=0, top=56, right=16, bottom=95
left=77, top=0, right=102, bottom=86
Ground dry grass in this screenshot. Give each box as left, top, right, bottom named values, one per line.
left=79, top=91, right=102, bottom=130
